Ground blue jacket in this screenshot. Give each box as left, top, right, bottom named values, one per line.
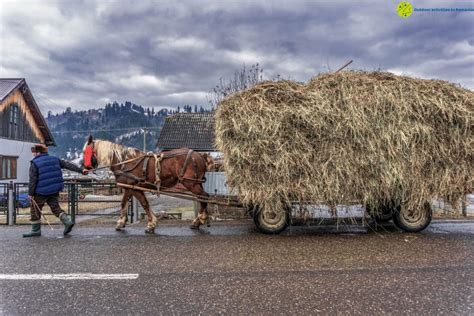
left=31, top=154, right=64, bottom=195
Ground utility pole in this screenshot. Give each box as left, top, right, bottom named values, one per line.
left=143, top=128, right=147, bottom=152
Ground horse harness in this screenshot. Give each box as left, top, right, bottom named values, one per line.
left=112, top=148, right=205, bottom=190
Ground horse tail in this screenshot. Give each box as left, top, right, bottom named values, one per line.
left=200, top=153, right=214, bottom=171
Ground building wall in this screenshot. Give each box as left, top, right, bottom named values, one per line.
left=0, top=138, right=37, bottom=183
left=203, top=171, right=237, bottom=196
left=0, top=101, right=40, bottom=143
left=0, top=88, right=44, bottom=143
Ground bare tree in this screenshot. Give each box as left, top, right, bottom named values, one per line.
left=208, top=63, right=264, bottom=108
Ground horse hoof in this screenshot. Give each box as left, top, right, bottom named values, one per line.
left=144, top=228, right=155, bottom=234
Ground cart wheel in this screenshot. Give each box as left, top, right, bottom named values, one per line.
left=392, top=201, right=432, bottom=233
left=253, top=204, right=290, bottom=235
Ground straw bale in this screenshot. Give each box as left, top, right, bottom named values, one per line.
left=215, top=71, right=473, bottom=216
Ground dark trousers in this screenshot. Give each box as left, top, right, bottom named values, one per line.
left=30, top=193, right=64, bottom=222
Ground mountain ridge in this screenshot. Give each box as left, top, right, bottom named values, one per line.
left=46, top=101, right=209, bottom=159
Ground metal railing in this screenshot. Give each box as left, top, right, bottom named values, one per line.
left=65, top=180, right=134, bottom=224
left=1, top=179, right=471, bottom=225
left=8, top=180, right=134, bottom=225
left=0, top=183, right=9, bottom=225
left=13, top=183, right=30, bottom=225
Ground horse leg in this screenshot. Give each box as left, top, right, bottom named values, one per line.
left=116, top=189, right=131, bottom=231
left=183, top=183, right=209, bottom=229
left=131, top=190, right=157, bottom=234
left=191, top=200, right=210, bottom=229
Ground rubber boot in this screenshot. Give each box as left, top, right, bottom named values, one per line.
left=23, top=223, right=41, bottom=238
left=59, top=213, right=74, bottom=235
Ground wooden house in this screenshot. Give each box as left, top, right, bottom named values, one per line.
left=0, top=79, right=55, bottom=183
left=156, top=112, right=235, bottom=197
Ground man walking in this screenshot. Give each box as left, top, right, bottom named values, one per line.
left=23, top=144, right=88, bottom=237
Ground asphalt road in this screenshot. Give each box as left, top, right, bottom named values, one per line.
left=0, top=220, right=473, bottom=315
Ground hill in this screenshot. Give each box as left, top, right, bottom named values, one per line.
left=46, top=101, right=209, bottom=159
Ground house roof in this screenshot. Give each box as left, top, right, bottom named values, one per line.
left=156, top=112, right=215, bottom=151
left=0, top=79, right=23, bottom=101
left=0, top=78, right=56, bottom=146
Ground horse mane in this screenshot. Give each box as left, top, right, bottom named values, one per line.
left=87, top=139, right=143, bottom=166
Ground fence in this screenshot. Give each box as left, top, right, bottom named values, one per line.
left=65, top=180, right=134, bottom=224
left=0, top=183, right=9, bottom=225
left=13, top=183, right=30, bottom=225
left=0, top=179, right=472, bottom=225
left=7, top=181, right=134, bottom=225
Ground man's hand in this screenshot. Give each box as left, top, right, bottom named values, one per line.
left=82, top=169, right=89, bottom=175
left=28, top=195, right=33, bottom=200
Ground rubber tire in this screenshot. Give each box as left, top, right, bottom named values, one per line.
left=253, top=204, right=290, bottom=235
left=392, top=202, right=432, bottom=233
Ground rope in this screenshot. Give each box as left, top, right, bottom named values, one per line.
left=90, top=154, right=147, bottom=172
left=30, top=198, right=54, bottom=231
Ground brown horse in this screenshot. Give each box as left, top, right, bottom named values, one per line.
left=83, top=139, right=212, bottom=233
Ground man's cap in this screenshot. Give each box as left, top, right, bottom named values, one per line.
left=31, top=144, right=48, bottom=153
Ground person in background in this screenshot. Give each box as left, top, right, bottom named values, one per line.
left=23, top=144, right=89, bottom=238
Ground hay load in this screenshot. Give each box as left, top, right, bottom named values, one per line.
left=215, top=71, right=473, bottom=229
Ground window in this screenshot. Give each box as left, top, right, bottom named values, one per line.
left=0, top=103, right=41, bottom=142
left=8, top=104, right=19, bottom=139
left=0, top=156, right=17, bottom=180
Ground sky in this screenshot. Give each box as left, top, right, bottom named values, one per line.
left=1, top=0, right=473, bottom=114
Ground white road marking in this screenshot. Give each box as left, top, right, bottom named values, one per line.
left=0, top=274, right=139, bottom=280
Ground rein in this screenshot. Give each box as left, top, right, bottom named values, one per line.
left=90, top=155, right=145, bottom=171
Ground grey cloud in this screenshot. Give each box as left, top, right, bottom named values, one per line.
left=1, top=0, right=472, bottom=114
